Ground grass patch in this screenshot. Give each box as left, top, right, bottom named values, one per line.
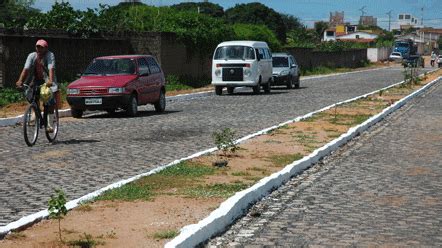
left=95, top=183, right=153, bottom=201
left=263, top=139, right=282, bottom=144
left=329, top=113, right=372, bottom=126
left=77, top=203, right=93, bottom=212
left=301, top=112, right=327, bottom=122
left=184, top=183, right=250, bottom=198
left=66, top=233, right=104, bottom=248
left=266, top=153, right=304, bottom=167
left=166, top=83, right=193, bottom=92
left=5, top=232, right=26, bottom=240
left=95, top=162, right=216, bottom=201
left=153, top=230, right=179, bottom=239
left=231, top=171, right=251, bottom=177
left=247, top=167, right=267, bottom=172
left=157, top=162, right=215, bottom=177
left=327, top=133, right=342, bottom=139
left=243, top=176, right=263, bottom=182
left=302, top=66, right=337, bottom=76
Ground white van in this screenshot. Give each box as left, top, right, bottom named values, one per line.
left=211, top=41, right=273, bottom=95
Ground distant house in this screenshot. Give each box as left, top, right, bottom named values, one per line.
left=323, top=28, right=337, bottom=41
left=337, top=31, right=378, bottom=43
left=417, top=28, right=442, bottom=50
left=323, top=30, right=378, bottom=43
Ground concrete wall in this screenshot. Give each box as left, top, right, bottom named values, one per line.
left=285, top=47, right=368, bottom=70
left=338, top=32, right=378, bottom=39
left=367, top=47, right=392, bottom=62
left=0, top=30, right=210, bottom=88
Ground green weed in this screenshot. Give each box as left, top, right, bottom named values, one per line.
left=231, top=171, right=251, bottom=177
left=95, top=183, right=153, bottom=201
left=67, top=233, right=104, bottom=248
left=267, top=153, right=304, bottom=167
left=153, top=230, right=179, bottom=239
left=184, top=183, right=249, bottom=198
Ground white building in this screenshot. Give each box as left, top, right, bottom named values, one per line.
left=397, top=13, right=422, bottom=29
left=323, top=30, right=378, bottom=43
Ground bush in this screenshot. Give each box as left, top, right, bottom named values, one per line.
left=0, top=88, right=24, bottom=107
left=232, top=23, right=281, bottom=50
left=165, top=74, right=211, bottom=91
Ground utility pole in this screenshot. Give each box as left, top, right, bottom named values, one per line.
left=386, top=10, right=392, bottom=31
left=421, top=7, right=424, bottom=26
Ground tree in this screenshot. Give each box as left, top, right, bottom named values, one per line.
left=0, top=0, right=39, bottom=28
left=171, top=2, right=224, bottom=18
left=26, top=2, right=80, bottom=31
left=286, top=27, right=318, bottom=48
left=314, top=21, right=329, bottom=40
left=281, top=14, right=303, bottom=32
left=224, top=3, right=287, bottom=43
left=375, top=31, right=394, bottom=48
left=232, top=23, right=281, bottom=50
left=156, top=10, right=234, bottom=56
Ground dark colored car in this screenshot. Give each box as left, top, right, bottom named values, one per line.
left=272, top=53, right=300, bottom=89
left=66, top=55, right=166, bottom=118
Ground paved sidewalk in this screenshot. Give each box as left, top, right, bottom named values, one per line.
left=209, top=80, right=442, bottom=247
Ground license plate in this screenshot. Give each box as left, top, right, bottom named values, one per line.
left=85, top=98, right=102, bottom=105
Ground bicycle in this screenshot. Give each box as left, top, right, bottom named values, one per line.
left=22, top=83, right=59, bottom=146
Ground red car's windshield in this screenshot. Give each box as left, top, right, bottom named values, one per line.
left=83, top=58, right=136, bottom=76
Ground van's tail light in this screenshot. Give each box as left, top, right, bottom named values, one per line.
left=216, top=64, right=222, bottom=68
left=244, top=64, right=251, bottom=68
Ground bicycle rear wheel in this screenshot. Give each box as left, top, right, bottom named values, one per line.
left=23, top=104, right=40, bottom=146
left=45, top=107, right=59, bottom=142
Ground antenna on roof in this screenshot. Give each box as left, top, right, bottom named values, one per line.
left=359, top=6, right=367, bottom=17
left=386, top=10, right=392, bottom=31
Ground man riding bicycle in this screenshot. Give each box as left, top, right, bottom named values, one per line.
left=16, top=39, right=58, bottom=133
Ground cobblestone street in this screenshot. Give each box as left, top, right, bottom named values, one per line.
left=0, top=67, right=430, bottom=226
left=209, top=79, right=442, bottom=247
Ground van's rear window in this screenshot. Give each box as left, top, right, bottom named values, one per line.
left=214, top=46, right=256, bottom=60
left=272, top=57, right=289, bottom=67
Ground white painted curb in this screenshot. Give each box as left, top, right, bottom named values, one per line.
left=165, top=76, right=442, bottom=248
left=0, top=73, right=439, bottom=238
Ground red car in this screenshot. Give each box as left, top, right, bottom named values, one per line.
left=66, top=55, right=166, bottom=118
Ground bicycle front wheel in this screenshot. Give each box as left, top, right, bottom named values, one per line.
left=23, top=104, right=40, bottom=146
left=45, top=107, right=59, bottom=142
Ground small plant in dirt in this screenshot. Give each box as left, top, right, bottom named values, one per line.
left=213, top=128, right=239, bottom=156
left=67, top=233, right=104, bottom=248
left=48, top=189, right=68, bottom=243
left=153, top=229, right=179, bottom=239
left=379, top=89, right=384, bottom=97
left=212, top=128, right=239, bottom=167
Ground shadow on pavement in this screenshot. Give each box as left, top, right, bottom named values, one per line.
left=56, top=139, right=100, bottom=145
left=271, top=86, right=308, bottom=90
left=226, top=91, right=288, bottom=96
left=85, top=110, right=182, bottom=119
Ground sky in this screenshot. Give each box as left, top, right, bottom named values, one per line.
left=32, top=0, right=442, bottom=30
